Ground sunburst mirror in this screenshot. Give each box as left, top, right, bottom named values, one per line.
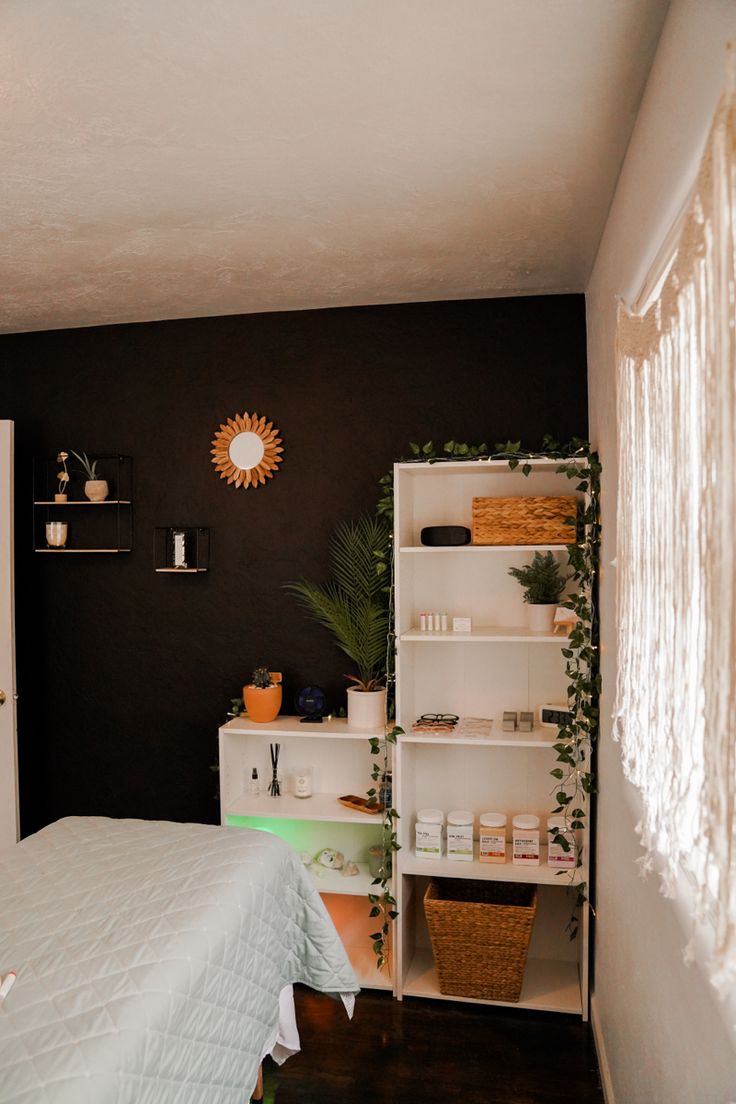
left=211, top=412, right=284, bottom=489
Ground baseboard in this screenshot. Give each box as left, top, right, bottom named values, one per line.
left=590, top=993, right=616, bottom=1104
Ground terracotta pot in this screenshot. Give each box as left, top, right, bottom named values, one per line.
left=527, top=603, right=556, bottom=633
left=54, top=493, right=68, bottom=503
left=85, top=479, right=109, bottom=502
left=347, top=686, right=386, bottom=732
left=243, top=672, right=282, bottom=723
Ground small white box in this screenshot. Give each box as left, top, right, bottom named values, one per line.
left=452, top=617, right=472, bottom=632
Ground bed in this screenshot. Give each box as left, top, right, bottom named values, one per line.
left=0, top=817, right=359, bottom=1103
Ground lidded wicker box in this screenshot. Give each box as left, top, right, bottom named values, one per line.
left=424, top=879, right=537, bottom=1002
left=472, top=496, right=577, bottom=546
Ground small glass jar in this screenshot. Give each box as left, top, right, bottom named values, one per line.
left=46, top=522, right=67, bottom=548
left=291, top=766, right=313, bottom=799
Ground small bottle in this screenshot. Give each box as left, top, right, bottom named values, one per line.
left=440, top=612, right=448, bottom=632
left=547, top=816, right=576, bottom=868
left=250, top=768, right=260, bottom=796
left=433, top=612, right=441, bottom=631
left=479, top=813, right=507, bottom=863
left=512, top=814, right=540, bottom=865
left=446, top=810, right=474, bottom=861
left=420, top=612, right=427, bottom=632
left=415, top=808, right=444, bottom=858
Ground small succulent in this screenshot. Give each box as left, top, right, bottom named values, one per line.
left=71, top=450, right=100, bottom=482
left=251, top=667, right=275, bottom=689
left=508, top=551, right=569, bottom=605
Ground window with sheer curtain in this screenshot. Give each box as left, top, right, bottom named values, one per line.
left=614, top=77, right=736, bottom=993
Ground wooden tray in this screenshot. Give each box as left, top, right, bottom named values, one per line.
left=338, top=794, right=384, bottom=815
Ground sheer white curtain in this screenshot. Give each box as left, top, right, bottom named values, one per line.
left=614, top=72, right=736, bottom=993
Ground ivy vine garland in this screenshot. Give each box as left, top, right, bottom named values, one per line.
left=367, top=435, right=600, bottom=967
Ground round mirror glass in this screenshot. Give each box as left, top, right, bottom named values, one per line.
left=228, top=431, right=266, bottom=471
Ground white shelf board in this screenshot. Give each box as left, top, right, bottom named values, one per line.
left=395, top=459, right=582, bottom=475
left=155, top=568, right=207, bottom=573
left=401, top=626, right=562, bottom=643
left=402, top=951, right=581, bottom=1014
left=399, top=545, right=569, bottom=554
left=34, top=499, right=132, bottom=505
left=399, top=846, right=582, bottom=886
left=220, top=715, right=382, bottom=740
left=310, top=862, right=375, bottom=897
left=400, top=727, right=558, bottom=748
left=225, top=792, right=384, bottom=824
left=35, top=548, right=131, bottom=553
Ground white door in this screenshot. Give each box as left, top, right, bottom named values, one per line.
left=0, top=421, right=19, bottom=847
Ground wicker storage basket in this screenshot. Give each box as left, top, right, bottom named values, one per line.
left=424, top=879, right=537, bottom=1002
left=472, top=495, right=577, bottom=546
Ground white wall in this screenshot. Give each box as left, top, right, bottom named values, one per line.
left=586, top=2, right=736, bottom=1102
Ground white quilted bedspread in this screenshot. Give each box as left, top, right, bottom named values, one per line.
left=0, top=818, right=359, bottom=1104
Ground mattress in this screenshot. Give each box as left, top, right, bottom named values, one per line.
left=0, top=817, right=359, bottom=1103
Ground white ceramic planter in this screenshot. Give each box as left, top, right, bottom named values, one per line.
left=85, top=479, right=109, bottom=502
left=347, top=686, right=387, bottom=732
left=527, top=603, right=556, bottom=633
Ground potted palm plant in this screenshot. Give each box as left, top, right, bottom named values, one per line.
left=285, top=515, right=389, bottom=731
left=508, top=550, right=569, bottom=632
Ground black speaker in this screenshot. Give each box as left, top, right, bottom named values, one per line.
left=420, top=526, right=471, bottom=546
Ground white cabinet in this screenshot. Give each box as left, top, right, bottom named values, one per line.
left=393, top=459, right=590, bottom=1017
left=218, top=715, right=391, bottom=991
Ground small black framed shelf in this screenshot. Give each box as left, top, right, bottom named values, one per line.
left=33, top=455, right=133, bottom=553
left=154, top=527, right=210, bottom=573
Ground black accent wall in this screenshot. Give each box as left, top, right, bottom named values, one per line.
left=1, top=296, right=588, bottom=836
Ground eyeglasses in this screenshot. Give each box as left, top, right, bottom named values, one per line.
left=412, top=713, right=459, bottom=732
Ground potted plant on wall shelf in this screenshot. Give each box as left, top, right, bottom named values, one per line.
left=243, top=667, right=283, bottom=723
left=508, top=550, right=569, bottom=633
left=71, top=450, right=108, bottom=501
left=285, top=515, right=390, bottom=732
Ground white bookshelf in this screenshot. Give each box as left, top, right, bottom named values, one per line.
left=393, top=458, right=590, bottom=1018
left=218, top=714, right=393, bottom=991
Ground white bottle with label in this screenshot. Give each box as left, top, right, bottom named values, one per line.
left=446, top=810, right=474, bottom=861
left=547, top=816, right=576, bottom=868
left=415, top=809, right=444, bottom=858
left=512, top=814, right=540, bottom=865
left=479, top=812, right=507, bottom=863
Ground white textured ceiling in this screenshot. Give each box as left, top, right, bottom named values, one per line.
left=0, top=0, right=669, bottom=334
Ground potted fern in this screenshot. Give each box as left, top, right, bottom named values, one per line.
left=285, top=515, right=389, bottom=731
left=508, top=551, right=568, bottom=632
left=243, top=667, right=282, bottom=723
left=71, top=450, right=108, bottom=502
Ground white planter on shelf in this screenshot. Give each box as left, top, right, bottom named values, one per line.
left=527, top=603, right=557, bottom=633
left=347, top=686, right=386, bottom=732
left=85, top=479, right=109, bottom=502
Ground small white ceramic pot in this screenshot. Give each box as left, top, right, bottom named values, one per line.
left=347, top=686, right=387, bottom=732
left=85, top=480, right=109, bottom=502
left=527, top=603, right=556, bottom=633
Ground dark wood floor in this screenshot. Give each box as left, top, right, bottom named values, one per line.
left=263, top=987, right=604, bottom=1104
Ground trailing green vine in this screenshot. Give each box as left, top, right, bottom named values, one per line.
left=369, top=435, right=600, bottom=962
